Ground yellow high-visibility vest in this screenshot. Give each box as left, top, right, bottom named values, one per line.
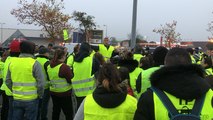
left=153, top=89, right=213, bottom=120
left=10, top=58, right=38, bottom=100
left=72, top=56, right=95, bottom=97
left=84, top=94, right=137, bottom=120
left=47, top=64, right=72, bottom=93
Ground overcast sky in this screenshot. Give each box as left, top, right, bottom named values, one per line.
left=0, top=0, right=212, bottom=42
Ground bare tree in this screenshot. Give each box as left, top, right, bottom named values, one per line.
left=11, top=0, right=72, bottom=41
left=72, top=11, right=96, bottom=42
left=153, top=20, right=181, bottom=48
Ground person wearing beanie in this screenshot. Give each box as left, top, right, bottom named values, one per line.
left=36, top=47, right=50, bottom=120
left=72, top=42, right=100, bottom=109
left=134, top=47, right=213, bottom=120
left=137, top=46, right=168, bottom=94
left=6, top=40, right=45, bottom=120
left=0, top=40, right=21, bottom=120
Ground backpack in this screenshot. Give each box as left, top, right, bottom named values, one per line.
left=151, top=87, right=205, bottom=120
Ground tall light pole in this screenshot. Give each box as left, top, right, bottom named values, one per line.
left=103, top=24, right=108, bottom=38
left=130, top=0, right=138, bottom=49
left=0, top=22, right=5, bottom=43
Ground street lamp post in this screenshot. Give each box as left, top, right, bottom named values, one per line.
left=0, top=22, right=5, bottom=44
left=103, top=25, right=108, bottom=37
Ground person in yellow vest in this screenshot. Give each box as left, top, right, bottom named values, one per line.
left=118, top=51, right=142, bottom=99
left=6, top=40, right=45, bottom=120
left=133, top=44, right=144, bottom=65
left=47, top=49, right=74, bottom=120
left=138, top=46, right=168, bottom=94
left=0, top=47, right=7, bottom=120
left=134, top=47, right=213, bottom=120
left=74, top=63, right=137, bottom=120
left=0, top=40, right=20, bottom=120
left=72, top=42, right=100, bottom=109
left=186, top=47, right=196, bottom=64
left=66, top=44, right=80, bottom=68
left=36, top=46, right=50, bottom=120
left=91, top=37, right=118, bottom=61
left=200, top=55, right=213, bottom=89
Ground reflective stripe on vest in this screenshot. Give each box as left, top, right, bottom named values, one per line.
left=47, top=64, right=72, bottom=93
left=72, top=77, right=94, bottom=84
left=153, top=89, right=213, bottom=120
left=129, top=67, right=142, bottom=98
left=10, top=57, right=38, bottom=100
left=99, top=44, right=114, bottom=60
left=84, top=94, right=137, bottom=120
left=72, top=56, right=95, bottom=97
left=205, top=68, right=213, bottom=76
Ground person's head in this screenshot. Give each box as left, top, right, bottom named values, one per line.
left=140, top=56, right=153, bottom=70
left=152, top=46, right=168, bottom=66
left=123, top=51, right=133, bottom=60
left=94, top=52, right=105, bottom=65
left=38, top=47, right=49, bottom=58
left=118, top=67, right=130, bottom=87
left=164, top=47, right=191, bottom=66
left=9, top=40, right=21, bottom=57
left=201, top=55, right=212, bottom=68
left=186, top=47, right=194, bottom=55
left=20, top=41, right=35, bottom=55
left=52, top=49, right=66, bottom=63
left=134, top=44, right=144, bottom=54
left=103, top=37, right=110, bottom=45
left=48, top=43, right=53, bottom=50
left=118, top=67, right=130, bottom=81
left=79, top=42, right=91, bottom=54
left=73, top=44, right=80, bottom=54
left=97, top=63, right=122, bottom=92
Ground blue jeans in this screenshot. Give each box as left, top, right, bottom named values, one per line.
left=12, top=99, right=39, bottom=120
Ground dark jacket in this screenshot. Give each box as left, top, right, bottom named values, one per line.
left=134, top=64, right=212, bottom=120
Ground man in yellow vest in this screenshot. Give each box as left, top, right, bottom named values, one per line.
left=134, top=48, right=213, bottom=120
left=0, top=40, right=21, bottom=120
left=6, top=41, right=45, bottom=120
left=36, top=47, right=50, bottom=120
left=91, top=37, right=118, bottom=61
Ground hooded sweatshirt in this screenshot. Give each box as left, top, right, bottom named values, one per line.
left=134, top=64, right=212, bottom=120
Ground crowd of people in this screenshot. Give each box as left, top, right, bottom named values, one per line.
left=0, top=37, right=212, bottom=120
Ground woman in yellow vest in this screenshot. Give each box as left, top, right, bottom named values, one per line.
left=134, top=48, right=213, bottom=120
left=47, top=49, right=73, bottom=120
left=72, top=42, right=100, bottom=109
left=74, top=63, right=137, bottom=120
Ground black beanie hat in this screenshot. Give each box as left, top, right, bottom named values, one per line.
left=20, top=41, right=35, bottom=55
